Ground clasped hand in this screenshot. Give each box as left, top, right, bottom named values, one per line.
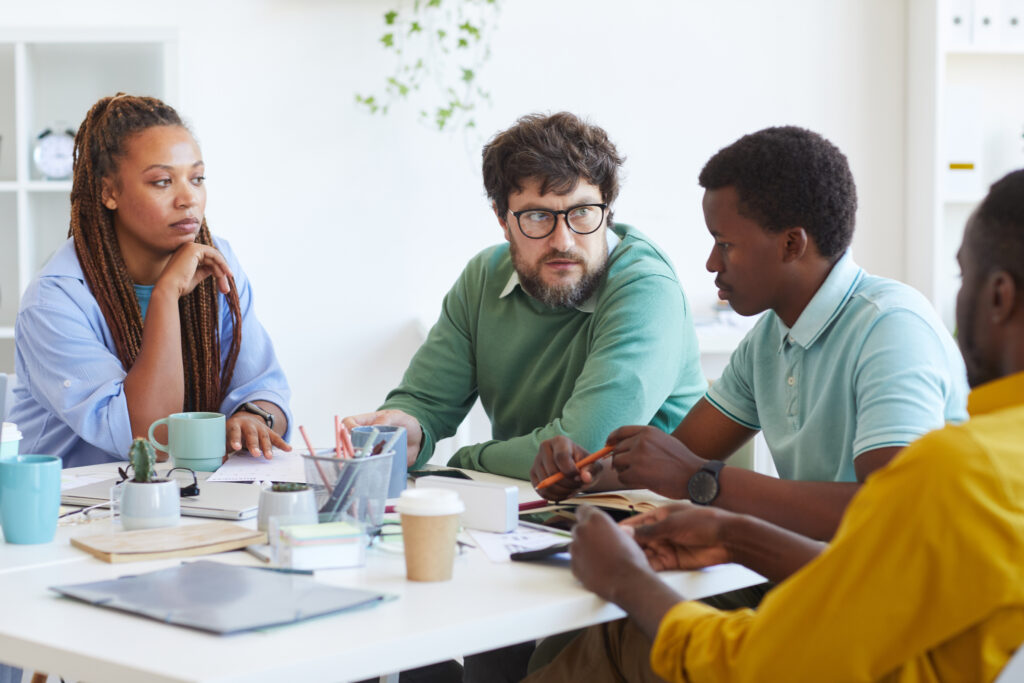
left=570, top=504, right=736, bottom=602
left=531, top=426, right=703, bottom=500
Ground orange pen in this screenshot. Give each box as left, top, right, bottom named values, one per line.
left=537, top=445, right=615, bottom=490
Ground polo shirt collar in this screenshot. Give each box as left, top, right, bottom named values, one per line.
left=778, top=250, right=864, bottom=351
left=966, top=371, right=1024, bottom=417
left=499, top=228, right=620, bottom=314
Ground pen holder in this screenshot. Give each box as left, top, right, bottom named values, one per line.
left=301, top=450, right=392, bottom=534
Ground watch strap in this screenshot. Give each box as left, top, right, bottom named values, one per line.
left=688, top=459, right=726, bottom=506
left=238, top=401, right=274, bottom=429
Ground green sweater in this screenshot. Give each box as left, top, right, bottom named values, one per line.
left=381, top=223, right=707, bottom=479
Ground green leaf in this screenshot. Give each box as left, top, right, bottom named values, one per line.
left=409, top=21, right=422, bottom=34
left=437, top=29, right=447, bottom=40
left=458, top=21, right=481, bottom=39
left=457, top=37, right=469, bottom=48
left=461, top=68, right=475, bottom=82
left=380, top=33, right=395, bottom=48
left=384, top=10, right=398, bottom=25
left=427, top=0, right=441, bottom=7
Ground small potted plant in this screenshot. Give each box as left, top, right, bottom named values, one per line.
left=119, top=438, right=180, bottom=530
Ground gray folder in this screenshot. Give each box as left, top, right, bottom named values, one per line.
left=51, top=560, right=388, bottom=635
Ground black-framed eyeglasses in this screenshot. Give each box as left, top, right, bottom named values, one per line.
left=116, top=465, right=201, bottom=498
left=510, top=203, right=607, bottom=239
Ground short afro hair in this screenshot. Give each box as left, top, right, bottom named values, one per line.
left=971, top=169, right=1024, bottom=292
left=482, top=112, right=624, bottom=225
left=698, top=126, right=857, bottom=260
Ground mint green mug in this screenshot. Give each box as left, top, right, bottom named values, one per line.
left=148, top=412, right=226, bottom=472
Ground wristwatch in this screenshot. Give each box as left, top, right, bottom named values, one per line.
left=687, top=460, right=726, bottom=506
left=237, top=402, right=274, bottom=429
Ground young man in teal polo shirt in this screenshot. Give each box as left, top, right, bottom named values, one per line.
left=345, top=112, right=707, bottom=481
left=533, top=125, right=967, bottom=539
left=525, top=127, right=969, bottom=681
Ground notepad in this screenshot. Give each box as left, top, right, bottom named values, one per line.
left=70, top=521, right=266, bottom=563
left=50, top=560, right=389, bottom=635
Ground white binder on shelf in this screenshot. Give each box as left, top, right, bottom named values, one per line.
left=973, top=0, right=1002, bottom=46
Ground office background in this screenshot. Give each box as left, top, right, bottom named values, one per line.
left=0, top=0, right=1011, bottom=447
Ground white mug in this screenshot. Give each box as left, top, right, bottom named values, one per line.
left=258, top=485, right=318, bottom=532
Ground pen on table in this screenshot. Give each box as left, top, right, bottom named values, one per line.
left=536, top=445, right=615, bottom=490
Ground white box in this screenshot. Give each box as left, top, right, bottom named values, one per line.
left=943, top=84, right=985, bottom=201
left=415, top=476, right=518, bottom=533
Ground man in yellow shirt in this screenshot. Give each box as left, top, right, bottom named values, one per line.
left=526, top=168, right=1024, bottom=682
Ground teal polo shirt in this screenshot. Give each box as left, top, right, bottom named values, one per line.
left=707, top=252, right=968, bottom=483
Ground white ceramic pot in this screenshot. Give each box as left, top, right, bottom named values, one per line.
left=258, top=486, right=318, bottom=532
left=120, top=479, right=180, bottom=531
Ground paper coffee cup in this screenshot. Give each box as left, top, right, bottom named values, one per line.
left=395, top=488, right=464, bottom=582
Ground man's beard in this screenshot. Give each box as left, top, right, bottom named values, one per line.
left=510, top=242, right=608, bottom=309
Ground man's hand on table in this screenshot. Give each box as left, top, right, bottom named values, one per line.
left=342, top=409, right=423, bottom=467
left=570, top=506, right=684, bottom=641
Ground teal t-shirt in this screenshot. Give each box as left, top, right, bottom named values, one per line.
left=707, top=251, right=968, bottom=483
left=381, top=223, right=707, bottom=479
left=133, top=284, right=154, bottom=321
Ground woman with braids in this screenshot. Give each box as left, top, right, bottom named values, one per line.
left=8, top=94, right=292, bottom=468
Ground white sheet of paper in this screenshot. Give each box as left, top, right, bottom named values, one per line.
left=208, top=449, right=306, bottom=483
left=467, top=524, right=571, bottom=563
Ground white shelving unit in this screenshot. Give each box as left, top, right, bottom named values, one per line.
left=0, top=29, right=177, bottom=373
left=906, top=0, right=1024, bottom=330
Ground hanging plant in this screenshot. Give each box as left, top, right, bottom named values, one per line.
left=356, top=0, right=500, bottom=131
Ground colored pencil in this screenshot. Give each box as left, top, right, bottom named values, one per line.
left=536, top=445, right=615, bottom=490
left=299, top=424, right=330, bottom=488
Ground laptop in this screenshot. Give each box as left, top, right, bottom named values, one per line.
left=61, top=471, right=260, bottom=521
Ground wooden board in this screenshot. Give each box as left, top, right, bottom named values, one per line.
left=70, top=522, right=266, bottom=564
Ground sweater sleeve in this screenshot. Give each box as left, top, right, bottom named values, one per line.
left=448, top=271, right=706, bottom=479
left=650, top=427, right=1021, bottom=683
left=379, top=264, right=481, bottom=470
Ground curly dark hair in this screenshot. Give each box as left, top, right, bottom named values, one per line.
left=482, top=112, right=624, bottom=226
left=972, top=169, right=1024, bottom=291
left=698, top=126, right=857, bottom=260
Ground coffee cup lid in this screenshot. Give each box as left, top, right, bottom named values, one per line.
left=1, top=422, right=22, bottom=442
left=395, top=488, right=465, bottom=516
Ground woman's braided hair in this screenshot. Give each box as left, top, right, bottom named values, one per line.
left=70, top=93, right=241, bottom=412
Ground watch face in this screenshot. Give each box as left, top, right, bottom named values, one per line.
left=33, top=130, right=75, bottom=180
left=688, top=470, right=719, bottom=505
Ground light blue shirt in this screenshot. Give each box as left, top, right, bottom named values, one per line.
left=707, top=252, right=968, bottom=483
left=10, top=236, right=292, bottom=468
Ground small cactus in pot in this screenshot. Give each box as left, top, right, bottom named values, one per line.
left=120, top=437, right=180, bottom=530
left=129, top=437, right=158, bottom=482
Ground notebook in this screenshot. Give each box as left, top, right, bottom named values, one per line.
left=50, top=560, right=388, bottom=635
left=61, top=471, right=260, bottom=521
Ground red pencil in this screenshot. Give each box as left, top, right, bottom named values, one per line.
left=536, top=445, right=615, bottom=490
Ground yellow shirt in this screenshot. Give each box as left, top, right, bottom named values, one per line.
left=651, top=371, right=1024, bottom=683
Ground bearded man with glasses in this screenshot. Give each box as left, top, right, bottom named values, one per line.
left=345, top=111, right=706, bottom=485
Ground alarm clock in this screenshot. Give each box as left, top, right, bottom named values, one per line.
left=33, top=127, right=76, bottom=180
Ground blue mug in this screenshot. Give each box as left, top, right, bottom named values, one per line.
left=351, top=426, right=408, bottom=498
left=0, top=454, right=61, bottom=544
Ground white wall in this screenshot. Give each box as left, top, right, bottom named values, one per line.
left=0, top=0, right=908, bottom=446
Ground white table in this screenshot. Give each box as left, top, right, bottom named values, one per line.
left=0, top=465, right=766, bottom=682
